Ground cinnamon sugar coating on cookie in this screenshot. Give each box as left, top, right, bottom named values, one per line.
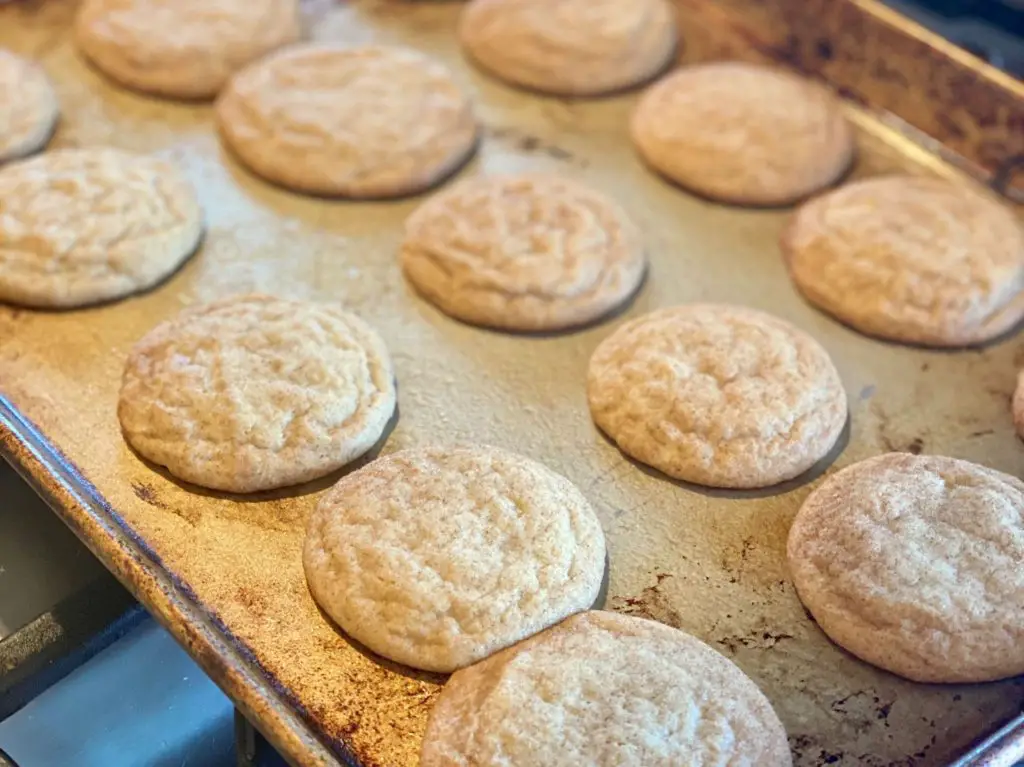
left=0, top=148, right=202, bottom=308
left=216, top=44, right=478, bottom=198
left=588, top=304, right=847, bottom=488
left=631, top=62, right=853, bottom=205
left=783, top=175, right=1024, bottom=347
left=421, top=611, right=792, bottom=767
left=75, top=0, right=301, bottom=99
left=459, top=0, right=677, bottom=96
left=788, top=453, right=1024, bottom=682
left=119, top=294, right=396, bottom=493
left=402, top=174, right=645, bottom=331
left=303, top=445, right=605, bottom=672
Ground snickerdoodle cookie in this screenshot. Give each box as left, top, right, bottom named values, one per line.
left=401, top=174, right=646, bottom=331
left=0, top=148, right=203, bottom=308
left=421, top=610, right=792, bottom=767
left=216, top=44, right=478, bottom=198
left=0, top=49, right=58, bottom=163
left=459, top=0, right=677, bottom=97
left=303, top=445, right=606, bottom=672
left=119, top=294, right=396, bottom=493
left=631, top=62, right=854, bottom=205
left=75, top=0, right=301, bottom=99
left=788, top=453, right=1024, bottom=683
left=588, top=304, right=847, bottom=488
left=783, top=175, right=1024, bottom=347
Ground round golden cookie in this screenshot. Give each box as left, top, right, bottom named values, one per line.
left=119, top=294, right=396, bottom=493
left=74, top=0, right=302, bottom=100
left=0, top=49, right=59, bottom=164
left=0, top=148, right=203, bottom=308
left=216, top=44, right=479, bottom=198
left=303, top=445, right=606, bottom=673
left=631, top=62, right=854, bottom=205
left=588, top=304, right=847, bottom=488
left=782, top=175, right=1024, bottom=347
left=458, top=0, right=677, bottom=97
left=421, top=611, right=793, bottom=767
left=788, top=453, right=1024, bottom=683
left=401, top=174, right=646, bottom=331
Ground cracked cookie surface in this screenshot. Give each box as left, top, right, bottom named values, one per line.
left=783, top=175, right=1024, bottom=347
left=631, top=62, right=853, bottom=206
left=459, top=0, right=677, bottom=96
left=588, top=304, right=847, bottom=488
left=421, top=610, right=792, bottom=767
left=216, top=44, right=478, bottom=198
left=788, top=453, right=1024, bottom=683
left=0, top=49, right=58, bottom=163
left=119, top=294, right=396, bottom=493
left=303, top=445, right=606, bottom=672
left=0, top=148, right=203, bottom=308
left=75, top=0, right=301, bottom=99
left=401, top=174, right=646, bottom=331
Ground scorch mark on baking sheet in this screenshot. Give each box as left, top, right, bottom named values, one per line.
left=485, top=124, right=583, bottom=165
left=610, top=571, right=684, bottom=630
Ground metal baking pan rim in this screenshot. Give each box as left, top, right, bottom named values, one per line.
left=0, top=396, right=347, bottom=767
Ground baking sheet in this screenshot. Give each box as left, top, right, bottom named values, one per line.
left=1, top=1, right=1023, bottom=766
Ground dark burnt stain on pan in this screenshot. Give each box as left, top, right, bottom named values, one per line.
left=486, top=125, right=582, bottom=165
left=830, top=690, right=895, bottom=729
left=131, top=480, right=169, bottom=509
left=870, top=402, right=928, bottom=455
left=130, top=480, right=204, bottom=527
left=610, top=571, right=684, bottom=630
left=716, top=628, right=795, bottom=653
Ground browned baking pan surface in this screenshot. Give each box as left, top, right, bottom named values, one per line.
left=1, top=1, right=1022, bottom=765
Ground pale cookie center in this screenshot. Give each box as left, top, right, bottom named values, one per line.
left=422, top=192, right=612, bottom=297
left=521, top=2, right=655, bottom=58
left=238, top=60, right=462, bottom=154
left=621, top=322, right=822, bottom=441
left=93, top=0, right=269, bottom=42
left=0, top=166, right=185, bottom=274
left=141, top=317, right=372, bottom=452
left=809, top=190, right=1020, bottom=327
left=476, top=637, right=752, bottom=763
left=821, top=471, right=1024, bottom=633
left=342, top=497, right=579, bottom=630
left=315, top=451, right=596, bottom=649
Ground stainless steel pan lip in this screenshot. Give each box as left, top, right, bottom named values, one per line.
left=0, top=398, right=350, bottom=767
left=946, top=712, right=1024, bottom=767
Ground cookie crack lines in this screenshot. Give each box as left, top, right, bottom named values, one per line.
left=630, top=62, right=854, bottom=206
left=419, top=611, right=792, bottom=766
left=74, top=0, right=302, bottom=100
left=788, top=453, right=1024, bottom=683
left=588, top=304, right=847, bottom=488
left=303, top=445, right=606, bottom=673
left=216, top=44, right=479, bottom=199
left=118, top=294, right=397, bottom=493
left=459, top=0, right=678, bottom=97
left=0, top=148, right=203, bottom=308
left=783, top=175, right=1024, bottom=347
left=402, top=174, right=646, bottom=331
